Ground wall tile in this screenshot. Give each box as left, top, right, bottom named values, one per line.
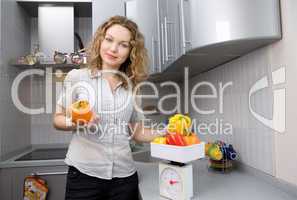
left=189, top=47, right=275, bottom=175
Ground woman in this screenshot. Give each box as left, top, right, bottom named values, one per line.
left=53, top=16, right=164, bottom=200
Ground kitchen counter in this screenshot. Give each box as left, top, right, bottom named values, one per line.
left=136, top=159, right=297, bottom=200
left=1, top=147, right=297, bottom=200
left=0, top=143, right=149, bottom=168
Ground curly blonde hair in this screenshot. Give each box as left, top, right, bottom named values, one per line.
left=87, top=15, right=149, bottom=89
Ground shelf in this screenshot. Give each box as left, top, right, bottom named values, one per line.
left=17, top=0, right=91, bottom=2
left=17, top=0, right=92, bottom=17
left=10, top=63, right=82, bottom=70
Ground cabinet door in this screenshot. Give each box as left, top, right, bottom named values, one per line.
left=132, top=0, right=161, bottom=75
left=0, top=169, right=13, bottom=200
left=158, top=0, right=167, bottom=71
left=125, top=0, right=137, bottom=21
left=10, top=166, right=67, bottom=200
left=159, top=0, right=180, bottom=72
left=167, top=0, right=180, bottom=60
left=188, top=0, right=281, bottom=51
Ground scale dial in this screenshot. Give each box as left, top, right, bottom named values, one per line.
left=160, top=167, right=183, bottom=199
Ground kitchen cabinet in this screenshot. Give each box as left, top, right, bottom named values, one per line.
left=127, top=0, right=161, bottom=75
left=159, top=0, right=181, bottom=71
left=126, top=0, right=180, bottom=75
left=92, top=0, right=125, bottom=33
left=187, top=0, right=281, bottom=55
left=166, top=0, right=281, bottom=81
left=147, top=0, right=281, bottom=81
left=0, top=165, right=67, bottom=200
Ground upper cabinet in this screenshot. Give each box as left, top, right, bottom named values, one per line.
left=126, top=0, right=181, bottom=75
left=131, top=0, right=281, bottom=80
left=126, top=0, right=161, bottom=74
left=186, top=0, right=281, bottom=55
left=158, top=0, right=181, bottom=71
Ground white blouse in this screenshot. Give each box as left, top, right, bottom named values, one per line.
left=57, top=68, right=145, bottom=180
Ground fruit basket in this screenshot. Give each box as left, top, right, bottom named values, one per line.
left=205, top=140, right=237, bottom=172
left=150, top=142, right=205, bottom=163
left=208, top=159, right=233, bottom=172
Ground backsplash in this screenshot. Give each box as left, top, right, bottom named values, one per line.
left=30, top=75, right=72, bottom=144
left=30, top=17, right=92, bottom=145
left=189, top=47, right=275, bottom=175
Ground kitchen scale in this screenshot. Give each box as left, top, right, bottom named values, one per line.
left=151, top=142, right=205, bottom=200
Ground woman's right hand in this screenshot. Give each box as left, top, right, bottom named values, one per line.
left=73, top=113, right=100, bottom=132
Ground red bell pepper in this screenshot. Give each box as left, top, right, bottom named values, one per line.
left=166, top=133, right=186, bottom=146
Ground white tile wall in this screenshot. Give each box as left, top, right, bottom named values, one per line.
left=141, top=82, right=183, bottom=124
left=270, top=0, right=297, bottom=185
left=189, top=47, right=275, bottom=175
left=186, top=0, right=297, bottom=185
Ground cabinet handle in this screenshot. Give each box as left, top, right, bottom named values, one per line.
left=156, top=38, right=162, bottom=72
left=179, top=0, right=191, bottom=53
left=151, top=37, right=155, bottom=73
left=156, top=0, right=162, bottom=72
left=154, top=39, right=161, bottom=73
left=164, top=17, right=169, bottom=62
left=161, top=23, right=165, bottom=65
left=31, top=171, right=68, bottom=176
left=179, top=0, right=186, bottom=54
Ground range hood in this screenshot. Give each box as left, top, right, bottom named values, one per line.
left=38, top=5, right=74, bottom=57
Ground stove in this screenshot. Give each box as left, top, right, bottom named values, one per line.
left=15, top=148, right=67, bottom=161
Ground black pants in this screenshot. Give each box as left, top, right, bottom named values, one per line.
left=65, top=166, right=140, bottom=200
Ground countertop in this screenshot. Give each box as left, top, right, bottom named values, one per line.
left=1, top=147, right=297, bottom=200
left=136, top=159, right=297, bottom=200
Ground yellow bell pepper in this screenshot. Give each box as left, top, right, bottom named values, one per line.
left=167, top=114, right=192, bottom=135
left=152, top=137, right=167, bottom=144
